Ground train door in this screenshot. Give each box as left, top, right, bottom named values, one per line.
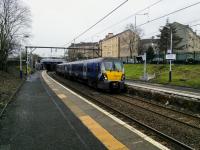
left=64, top=65, right=68, bottom=77
left=83, top=62, right=87, bottom=80
left=69, top=64, right=72, bottom=76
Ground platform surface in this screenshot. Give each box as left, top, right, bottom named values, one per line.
left=126, top=80, right=200, bottom=100
left=0, top=72, right=169, bottom=150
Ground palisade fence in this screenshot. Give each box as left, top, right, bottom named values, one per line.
left=120, top=51, right=200, bottom=64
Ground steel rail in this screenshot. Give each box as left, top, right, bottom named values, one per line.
left=124, top=94, right=200, bottom=121
left=107, top=94, right=200, bottom=130
left=48, top=72, right=194, bottom=150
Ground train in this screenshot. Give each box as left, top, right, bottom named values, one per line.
left=56, top=58, right=125, bottom=91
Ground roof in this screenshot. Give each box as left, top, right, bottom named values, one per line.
left=100, top=29, right=136, bottom=42
left=171, top=22, right=200, bottom=38
left=57, top=57, right=122, bottom=65
left=68, top=42, right=99, bottom=48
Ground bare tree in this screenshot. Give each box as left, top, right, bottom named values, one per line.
left=0, top=0, right=31, bottom=71
left=125, top=23, right=144, bottom=37
left=119, top=24, right=143, bottom=58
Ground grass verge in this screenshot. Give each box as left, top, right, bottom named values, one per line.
left=125, top=64, right=200, bottom=89
left=0, top=66, right=23, bottom=111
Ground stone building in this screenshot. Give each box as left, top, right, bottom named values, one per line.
left=67, top=42, right=99, bottom=61
left=99, top=30, right=140, bottom=60
left=140, top=38, right=159, bottom=54
left=171, top=22, right=200, bottom=52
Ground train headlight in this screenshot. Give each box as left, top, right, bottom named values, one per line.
left=102, top=73, right=108, bottom=80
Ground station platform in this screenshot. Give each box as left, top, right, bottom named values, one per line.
left=126, top=80, right=200, bottom=100
left=0, top=71, right=169, bottom=150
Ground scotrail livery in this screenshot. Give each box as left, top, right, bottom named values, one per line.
left=56, top=58, right=125, bottom=91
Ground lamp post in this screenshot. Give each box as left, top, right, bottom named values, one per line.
left=134, top=13, right=148, bottom=30
left=134, top=13, right=148, bottom=62
left=19, top=35, right=29, bottom=79
left=135, top=13, right=148, bottom=78
left=20, top=46, right=23, bottom=79
left=26, top=46, right=28, bottom=76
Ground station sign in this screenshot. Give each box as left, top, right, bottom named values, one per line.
left=166, top=54, right=176, bottom=60
left=167, top=49, right=172, bottom=54
left=142, top=53, right=146, bottom=61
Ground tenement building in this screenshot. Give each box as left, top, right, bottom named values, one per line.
left=171, top=22, right=200, bottom=52
left=99, top=30, right=140, bottom=60
left=67, top=42, right=99, bottom=61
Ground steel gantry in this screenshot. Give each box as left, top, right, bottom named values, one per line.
left=24, top=46, right=68, bottom=77
left=24, top=46, right=101, bottom=77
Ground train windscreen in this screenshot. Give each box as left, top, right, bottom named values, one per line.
left=102, top=61, right=123, bottom=72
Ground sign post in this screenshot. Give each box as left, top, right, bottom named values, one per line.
left=142, top=52, right=147, bottom=80
left=166, top=53, right=176, bottom=82
left=169, top=29, right=173, bottom=82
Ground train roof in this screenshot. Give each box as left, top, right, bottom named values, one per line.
left=41, top=58, right=65, bottom=63
left=57, top=57, right=122, bottom=66
left=69, top=57, right=121, bottom=63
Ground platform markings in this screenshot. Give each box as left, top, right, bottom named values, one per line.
left=57, top=92, right=128, bottom=149
left=43, top=73, right=128, bottom=150
left=126, top=82, right=200, bottom=100
left=80, top=115, right=128, bottom=150
left=132, top=140, right=143, bottom=145
left=41, top=74, right=90, bottom=150
left=52, top=88, right=58, bottom=91
left=43, top=71, right=170, bottom=150
left=58, top=94, right=67, bottom=99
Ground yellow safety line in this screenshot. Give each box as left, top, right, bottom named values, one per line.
left=42, top=72, right=129, bottom=150
left=58, top=94, right=67, bottom=99
left=80, top=115, right=128, bottom=150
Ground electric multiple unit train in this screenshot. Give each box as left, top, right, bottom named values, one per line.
left=56, top=58, right=125, bottom=91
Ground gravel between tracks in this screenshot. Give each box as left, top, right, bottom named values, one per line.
left=49, top=72, right=200, bottom=150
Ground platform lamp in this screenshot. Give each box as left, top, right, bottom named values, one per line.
left=24, top=35, right=29, bottom=77
left=20, top=35, right=29, bottom=79
left=134, top=13, right=148, bottom=62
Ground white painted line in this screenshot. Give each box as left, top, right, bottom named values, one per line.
left=43, top=71, right=170, bottom=150
left=41, top=74, right=89, bottom=149
left=126, top=82, right=200, bottom=100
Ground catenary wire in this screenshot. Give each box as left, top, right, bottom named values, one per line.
left=65, top=0, right=128, bottom=46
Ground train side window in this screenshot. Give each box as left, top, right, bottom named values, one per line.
left=87, top=63, right=92, bottom=72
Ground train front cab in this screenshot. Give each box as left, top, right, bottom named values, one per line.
left=97, top=59, right=125, bottom=91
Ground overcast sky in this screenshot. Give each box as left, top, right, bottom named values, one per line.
left=25, top=0, right=200, bottom=57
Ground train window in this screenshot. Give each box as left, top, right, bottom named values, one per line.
left=87, top=64, right=91, bottom=72
left=87, top=63, right=93, bottom=72
left=80, top=65, right=83, bottom=72
left=114, top=61, right=123, bottom=71
left=102, top=61, right=123, bottom=71
left=103, top=61, right=113, bottom=71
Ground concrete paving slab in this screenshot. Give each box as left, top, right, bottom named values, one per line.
left=43, top=71, right=169, bottom=150
left=0, top=72, right=106, bottom=150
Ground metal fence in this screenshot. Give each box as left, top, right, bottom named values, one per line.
left=175, top=51, right=200, bottom=63
left=120, top=51, right=200, bottom=64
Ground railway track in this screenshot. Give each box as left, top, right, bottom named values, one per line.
left=48, top=72, right=199, bottom=150
left=108, top=94, right=200, bottom=130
